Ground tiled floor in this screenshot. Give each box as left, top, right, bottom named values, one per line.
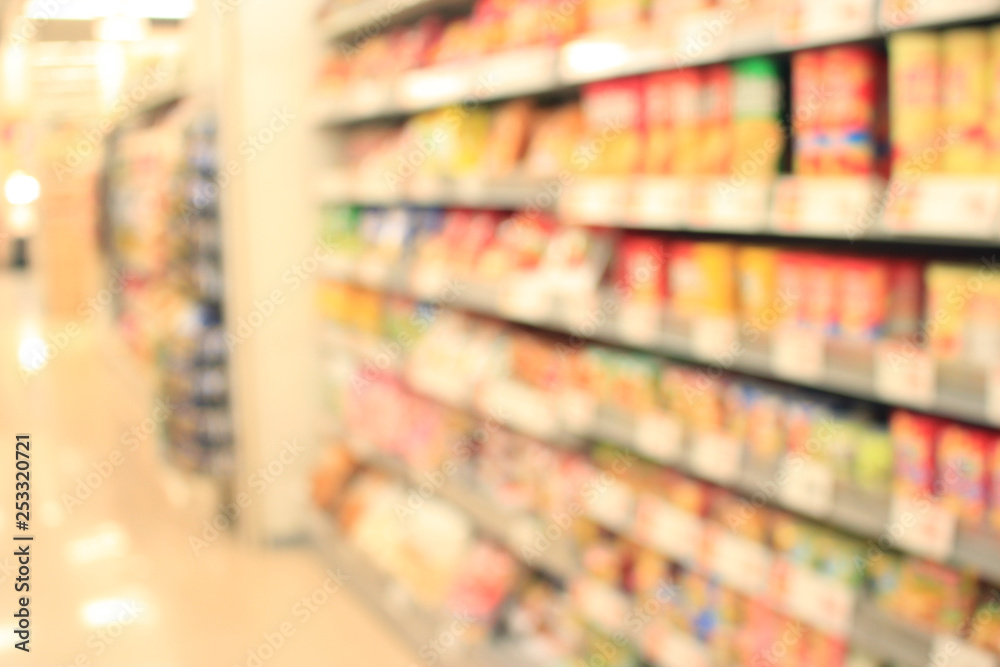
left=0, top=271, right=416, bottom=667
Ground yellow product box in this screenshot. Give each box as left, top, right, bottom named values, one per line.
left=736, top=246, right=780, bottom=330
left=989, top=25, right=1000, bottom=173
left=889, top=31, right=941, bottom=174
left=669, top=241, right=737, bottom=319
left=926, top=262, right=1000, bottom=366
left=941, top=28, right=989, bottom=173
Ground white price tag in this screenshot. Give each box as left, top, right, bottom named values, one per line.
left=781, top=0, right=877, bottom=46
left=783, top=563, right=857, bottom=637
left=559, top=389, right=597, bottom=434
left=927, top=636, right=999, bottom=667
left=778, top=457, right=836, bottom=518
left=772, top=176, right=881, bottom=234
left=478, top=380, right=559, bottom=441
left=618, top=304, right=662, bottom=345
left=499, top=277, right=551, bottom=323
left=407, top=364, right=469, bottom=408
left=874, top=342, right=936, bottom=408
left=711, top=529, right=772, bottom=596
left=693, top=178, right=770, bottom=231
left=690, top=317, right=737, bottom=361
left=480, top=46, right=558, bottom=97
left=630, top=177, right=691, bottom=227
left=635, top=495, right=703, bottom=564
left=881, top=0, right=1000, bottom=29
left=573, top=578, right=631, bottom=633
left=662, top=630, right=712, bottom=667
left=634, top=411, right=684, bottom=463
left=689, top=431, right=743, bottom=484
left=889, top=496, right=958, bottom=562
left=772, top=325, right=826, bottom=382
left=397, top=64, right=472, bottom=111
left=586, top=477, right=636, bottom=533
left=411, top=266, right=450, bottom=299
left=883, top=177, right=1000, bottom=239
left=559, top=179, right=630, bottom=224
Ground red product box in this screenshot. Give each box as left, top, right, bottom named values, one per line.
left=700, top=64, right=734, bottom=175
left=775, top=251, right=810, bottom=326
left=886, top=259, right=925, bottom=339
left=937, top=423, right=991, bottom=527
left=990, top=438, right=1000, bottom=534
left=581, top=77, right=646, bottom=175
left=801, top=253, right=839, bottom=335
left=616, top=236, right=670, bottom=305
left=837, top=257, right=890, bottom=341
left=792, top=49, right=826, bottom=176
left=644, top=71, right=677, bottom=174
left=891, top=411, right=942, bottom=499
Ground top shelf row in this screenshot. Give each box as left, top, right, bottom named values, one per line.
left=315, top=0, right=1000, bottom=125
left=321, top=0, right=1000, bottom=44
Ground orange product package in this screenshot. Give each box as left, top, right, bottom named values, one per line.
left=936, top=423, right=990, bottom=527
left=836, top=256, right=890, bottom=341
left=644, top=71, right=678, bottom=174
left=823, top=45, right=886, bottom=176
left=699, top=64, right=734, bottom=176
left=579, top=77, right=646, bottom=176
left=672, top=68, right=705, bottom=175
left=616, top=235, right=670, bottom=306
left=890, top=411, right=941, bottom=499
left=668, top=241, right=737, bottom=319
left=792, top=48, right=826, bottom=175
left=800, top=253, right=839, bottom=335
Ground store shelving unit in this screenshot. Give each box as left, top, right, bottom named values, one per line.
left=313, top=0, right=1000, bottom=665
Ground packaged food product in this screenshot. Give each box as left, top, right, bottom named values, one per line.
left=823, top=45, right=884, bottom=176
left=801, top=253, right=838, bottom=335
left=892, top=559, right=977, bottom=634
left=991, top=438, right=1000, bottom=534
left=937, top=423, right=991, bottom=527
left=966, top=586, right=1000, bottom=654
left=584, top=0, right=647, bottom=31
left=889, top=31, right=942, bottom=175
left=925, top=262, right=1000, bottom=366
left=989, top=25, right=1000, bottom=173
left=853, top=426, right=894, bottom=494
left=890, top=411, right=941, bottom=499
left=837, top=257, right=890, bottom=341
left=644, top=71, right=678, bottom=174
left=580, top=77, right=646, bottom=175
left=775, top=251, right=809, bottom=326
left=940, top=28, right=989, bottom=174
left=731, top=57, right=784, bottom=179
left=616, top=235, right=670, bottom=306
left=886, top=259, right=925, bottom=339
left=481, top=99, right=535, bottom=178
left=668, top=241, right=737, bottom=319
left=792, top=49, right=826, bottom=175
left=673, top=68, right=705, bottom=175
left=700, top=65, right=734, bottom=175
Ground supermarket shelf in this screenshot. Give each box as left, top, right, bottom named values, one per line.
left=321, top=258, right=1000, bottom=431
left=321, top=319, right=1000, bottom=587
left=309, top=510, right=531, bottom=667
left=321, top=0, right=474, bottom=41
left=880, top=0, right=1000, bottom=31
left=851, top=601, right=934, bottom=667
left=318, top=173, right=1000, bottom=245
left=350, top=447, right=580, bottom=580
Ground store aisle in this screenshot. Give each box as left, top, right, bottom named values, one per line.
left=0, top=271, right=416, bottom=667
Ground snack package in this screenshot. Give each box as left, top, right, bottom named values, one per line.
left=481, top=99, right=535, bottom=178
left=937, top=423, right=990, bottom=527
left=585, top=0, right=648, bottom=31
left=925, top=263, right=1000, bottom=366
left=893, top=559, right=978, bottom=634
left=886, top=259, right=925, bottom=339
left=889, top=31, right=942, bottom=175
left=989, top=25, right=1000, bottom=173
left=673, top=68, right=705, bottom=175
left=775, top=251, right=809, bottom=327
left=668, top=241, right=737, bottom=319
left=890, top=411, right=941, bottom=499
left=823, top=45, right=885, bottom=176
left=967, top=586, right=1000, bottom=654
left=644, top=71, right=678, bottom=174
left=837, top=257, right=890, bottom=341
left=731, top=57, right=784, bottom=179
left=616, top=236, right=671, bottom=305
left=525, top=103, right=586, bottom=178
left=854, top=426, right=894, bottom=494
left=991, top=439, right=1000, bottom=534
left=940, top=28, right=989, bottom=174
left=700, top=65, right=734, bottom=175
left=792, top=49, right=826, bottom=175
left=580, top=77, right=646, bottom=176
left=801, top=253, right=839, bottom=335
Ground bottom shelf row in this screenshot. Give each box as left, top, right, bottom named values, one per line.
left=310, top=437, right=1000, bottom=667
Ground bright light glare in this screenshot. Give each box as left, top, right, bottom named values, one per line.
left=25, top=0, right=195, bottom=19
left=562, top=41, right=631, bottom=76
left=81, top=598, right=143, bottom=627
left=98, top=15, right=146, bottom=41
left=69, top=524, right=129, bottom=564
left=9, top=205, right=34, bottom=234
left=96, top=42, right=126, bottom=103
left=4, top=171, right=40, bottom=205
left=17, top=334, right=49, bottom=373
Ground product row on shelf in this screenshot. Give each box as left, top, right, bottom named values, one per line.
left=312, top=287, right=1000, bottom=667
left=320, top=23, right=1000, bottom=239
left=314, top=0, right=1000, bottom=124
left=319, top=204, right=1000, bottom=427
